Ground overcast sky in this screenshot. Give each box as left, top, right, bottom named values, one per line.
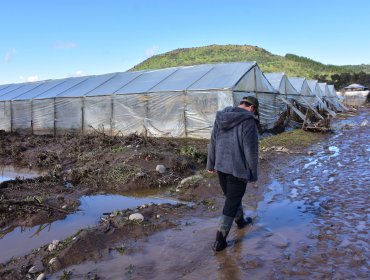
left=1, top=0, right=370, bottom=84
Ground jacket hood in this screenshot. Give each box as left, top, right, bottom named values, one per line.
left=216, top=106, right=255, bottom=130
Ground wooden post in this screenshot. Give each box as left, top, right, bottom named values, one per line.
left=81, top=97, right=85, bottom=134
left=110, top=94, right=114, bottom=136
left=10, top=101, right=13, bottom=133
left=53, top=98, right=57, bottom=137
left=31, top=99, right=34, bottom=135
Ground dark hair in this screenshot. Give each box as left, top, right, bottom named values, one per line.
left=239, top=100, right=253, bottom=107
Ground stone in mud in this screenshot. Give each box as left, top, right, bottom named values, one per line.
left=36, top=273, right=46, bottom=280
left=129, top=213, right=144, bottom=222
left=156, top=165, right=166, bottom=174
left=48, top=257, right=62, bottom=270
left=360, top=119, right=368, bottom=126
left=28, top=265, right=42, bottom=274
left=180, top=175, right=203, bottom=186
left=48, top=240, right=60, bottom=251
left=48, top=243, right=57, bottom=251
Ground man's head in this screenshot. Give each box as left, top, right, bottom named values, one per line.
left=239, top=96, right=259, bottom=116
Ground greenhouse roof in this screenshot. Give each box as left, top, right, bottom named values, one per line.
left=344, top=83, right=368, bottom=90
left=263, top=73, right=285, bottom=92
left=318, top=83, right=329, bottom=97
left=0, top=62, right=275, bottom=101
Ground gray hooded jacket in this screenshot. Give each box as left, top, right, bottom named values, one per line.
left=206, top=106, right=258, bottom=182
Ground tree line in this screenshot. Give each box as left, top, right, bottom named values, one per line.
left=313, top=72, right=370, bottom=90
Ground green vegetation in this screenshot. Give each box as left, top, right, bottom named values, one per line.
left=111, top=146, right=127, bottom=153
left=179, top=145, right=207, bottom=163
left=260, top=129, right=322, bottom=150
left=131, top=44, right=370, bottom=81
left=105, top=164, right=142, bottom=184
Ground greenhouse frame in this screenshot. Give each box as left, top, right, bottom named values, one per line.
left=0, top=62, right=286, bottom=138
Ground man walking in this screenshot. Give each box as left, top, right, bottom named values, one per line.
left=207, top=96, right=259, bottom=252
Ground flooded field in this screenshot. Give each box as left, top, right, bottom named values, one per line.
left=0, top=194, right=179, bottom=263
left=0, top=108, right=369, bottom=279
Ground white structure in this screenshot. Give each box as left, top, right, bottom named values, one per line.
left=342, top=84, right=369, bottom=106
left=0, top=62, right=281, bottom=137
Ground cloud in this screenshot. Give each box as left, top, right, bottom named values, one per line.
left=145, top=45, right=160, bottom=57
left=67, top=70, right=87, bottom=77
left=19, top=75, right=39, bottom=82
left=4, top=48, right=17, bottom=62
left=53, top=42, right=77, bottom=49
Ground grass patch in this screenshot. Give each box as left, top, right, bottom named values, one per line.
left=260, top=129, right=323, bottom=150
left=179, top=145, right=207, bottom=163
left=111, top=146, right=127, bottom=153
left=105, top=165, right=142, bottom=184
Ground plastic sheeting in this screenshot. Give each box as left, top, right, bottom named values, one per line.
left=342, top=91, right=369, bottom=106
left=0, top=62, right=283, bottom=137
left=0, top=101, right=11, bottom=131
left=32, top=99, right=55, bottom=135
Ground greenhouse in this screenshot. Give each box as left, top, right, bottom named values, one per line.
left=263, top=73, right=308, bottom=122
left=0, top=62, right=284, bottom=138
left=288, top=77, right=325, bottom=120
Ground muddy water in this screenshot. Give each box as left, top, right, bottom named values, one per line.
left=0, top=195, right=179, bottom=264
left=50, top=108, right=370, bottom=279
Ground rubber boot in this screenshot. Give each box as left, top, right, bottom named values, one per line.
left=213, top=215, right=233, bottom=251
left=234, top=204, right=252, bottom=229
left=235, top=216, right=253, bottom=229
left=212, top=230, right=228, bottom=251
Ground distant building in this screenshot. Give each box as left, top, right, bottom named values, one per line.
left=344, top=83, right=368, bottom=91
left=342, top=84, right=369, bottom=106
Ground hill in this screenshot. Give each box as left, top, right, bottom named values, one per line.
left=131, top=45, right=370, bottom=81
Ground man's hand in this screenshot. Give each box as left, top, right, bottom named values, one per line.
left=207, top=169, right=217, bottom=174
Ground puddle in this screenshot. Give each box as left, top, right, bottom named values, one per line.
left=50, top=183, right=316, bottom=280
left=328, top=146, right=340, bottom=157
left=304, top=158, right=318, bottom=169
left=0, top=194, right=179, bottom=263
left=0, top=165, right=45, bottom=183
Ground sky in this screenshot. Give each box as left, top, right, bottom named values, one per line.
left=1, top=0, right=370, bottom=84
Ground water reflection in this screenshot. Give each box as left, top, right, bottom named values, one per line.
left=0, top=165, right=44, bottom=183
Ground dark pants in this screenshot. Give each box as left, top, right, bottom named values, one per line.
left=218, top=171, right=247, bottom=218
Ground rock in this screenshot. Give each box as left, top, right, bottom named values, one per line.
left=129, top=213, right=144, bottom=222
left=180, top=175, right=203, bottom=186
left=136, top=171, right=146, bottom=178
left=48, top=239, right=60, bottom=251
left=28, top=266, right=42, bottom=274
left=36, top=273, right=46, bottom=280
left=307, top=150, right=315, bottom=156
left=360, top=119, right=368, bottom=126
left=156, top=214, right=161, bottom=219
left=155, top=165, right=166, bottom=174
left=62, top=205, right=67, bottom=209
left=49, top=257, right=59, bottom=266
left=48, top=243, right=57, bottom=251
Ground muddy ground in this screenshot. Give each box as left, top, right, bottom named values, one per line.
left=0, top=106, right=369, bottom=279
